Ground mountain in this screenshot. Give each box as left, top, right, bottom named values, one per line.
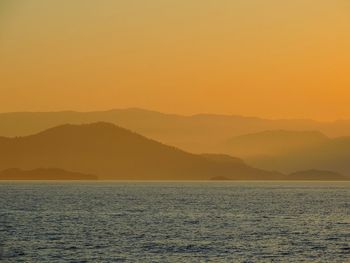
left=220, top=130, right=329, bottom=158
left=0, top=123, right=283, bottom=180
left=288, top=170, right=347, bottom=181
left=1, top=109, right=350, bottom=177
left=243, top=136, right=350, bottom=175
left=1, top=108, right=350, bottom=153
left=0, top=168, right=97, bottom=180
left=201, top=154, right=283, bottom=180
left=216, top=130, right=350, bottom=176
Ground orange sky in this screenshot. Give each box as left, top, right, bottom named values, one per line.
left=0, top=0, right=350, bottom=120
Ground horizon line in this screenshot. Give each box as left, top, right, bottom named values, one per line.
left=0, top=107, right=347, bottom=123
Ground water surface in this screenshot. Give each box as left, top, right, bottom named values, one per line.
left=0, top=181, right=349, bottom=262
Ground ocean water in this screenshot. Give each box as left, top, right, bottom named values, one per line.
left=0, top=182, right=349, bottom=263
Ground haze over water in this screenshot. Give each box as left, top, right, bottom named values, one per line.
left=1, top=181, right=349, bottom=262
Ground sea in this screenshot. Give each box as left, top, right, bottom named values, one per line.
left=0, top=181, right=349, bottom=262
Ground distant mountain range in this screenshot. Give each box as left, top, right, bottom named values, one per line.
left=1, top=108, right=350, bottom=153
left=220, top=130, right=350, bottom=174
left=0, top=123, right=285, bottom=180
left=220, top=130, right=329, bottom=157
left=0, top=122, right=346, bottom=181
left=0, top=109, right=349, bottom=178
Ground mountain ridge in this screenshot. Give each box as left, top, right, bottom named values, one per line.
left=1, top=108, right=350, bottom=155
left=0, top=122, right=284, bottom=180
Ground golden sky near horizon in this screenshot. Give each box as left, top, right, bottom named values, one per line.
left=0, top=0, right=350, bottom=120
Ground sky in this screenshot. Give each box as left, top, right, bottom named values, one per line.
left=0, top=0, right=350, bottom=120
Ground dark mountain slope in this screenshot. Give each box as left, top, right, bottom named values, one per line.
left=0, top=123, right=283, bottom=180
left=1, top=108, right=350, bottom=153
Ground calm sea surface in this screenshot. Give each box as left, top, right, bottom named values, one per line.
left=0, top=182, right=349, bottom=262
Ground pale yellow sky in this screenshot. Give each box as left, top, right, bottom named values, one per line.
left=0, top=0, right=350, bottom=120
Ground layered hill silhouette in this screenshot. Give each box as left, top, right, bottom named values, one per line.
left=1, top=108, right=350, bottom=153
left=0, top=123, right=284, bottom=180
left=245, top=135, right=350, bottom=175
left=220, top=130, right=329, bottom=158
left=219, top=130, right=350, bottom=175
left=0, top=168, right=97, bottom=180
left=0, top=109, right=349, bottom=178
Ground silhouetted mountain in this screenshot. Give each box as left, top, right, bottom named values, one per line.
left=202, top=153, right=283, bottom=180
left=0, top=168, right=97, bottom=180
left=216, top=130, right=350, bottom=176
left=0, top=123, right=283, bottom=180
left=2, top=109, right=350, bottom=177
left=220, top=130, right=329, bottom=157
left=244, top=136, right=350, bottom=175
left=1, top=108, right=350, bottom=153
left=288, top=170, right=348, bottom=181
